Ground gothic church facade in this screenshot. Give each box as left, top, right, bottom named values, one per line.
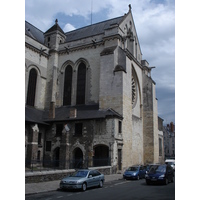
left=25, top=5, right=160, bottom=172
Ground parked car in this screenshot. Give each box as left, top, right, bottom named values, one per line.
left=123, top=165, right=146, bottom=180
left=145, top=164, right=174, bottom=185
left=145, top=164, right=159, bottom=174
left=60, top=169, right=104, bottom=191
left=165, top=159, right=175, bottom=171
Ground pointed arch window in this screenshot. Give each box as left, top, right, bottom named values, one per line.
left=76, top=63, right=86, bottom=105
left=26, top=68, right=37, bottom=106
left=63, top=65, right=73, bottom=105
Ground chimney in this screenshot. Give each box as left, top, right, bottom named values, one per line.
left=69, top=108, right=77, bottom=118
left=49, top=101, right=55, bottom=119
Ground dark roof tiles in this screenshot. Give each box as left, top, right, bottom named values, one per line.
left=25, top=105, right=123, bottom=124
left=25, top=21, right=44, bottom=44
left=44, top=105, right=123, bottom=122
left=65, top=16, right=124, bottom=42
left=25, top=106, right=48, bottom=125
left=25, top=15, right=124, bottom=44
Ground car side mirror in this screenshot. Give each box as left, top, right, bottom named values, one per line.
left=89, top=175, right=92, bottom=178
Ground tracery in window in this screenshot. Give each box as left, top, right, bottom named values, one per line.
left=132, top=76, right=136, bottom=104
left=131, top=66, right=138, bottom=108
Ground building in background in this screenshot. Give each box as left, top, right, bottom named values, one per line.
left=158, top=117, right=165, bottom=163
left=25, top=5, right=161, bottom=173
left=163, top=122, right=175, bottom=159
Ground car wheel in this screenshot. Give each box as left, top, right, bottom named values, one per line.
left=82, top=183, right=87, bottom=191
left=165, top=178, right=168, bottom=185
left=146, top=180, right=150, bottom=185
left=99, top=180, right=103, bottom=188
left=171, top=176, right=174, bottom=183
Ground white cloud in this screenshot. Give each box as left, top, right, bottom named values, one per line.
left=63, top=23, right=76, bottom=32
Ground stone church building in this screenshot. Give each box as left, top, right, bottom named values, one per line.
left=25, top=5, right=161, bottom=173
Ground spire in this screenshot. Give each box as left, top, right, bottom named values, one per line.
left=129, top=4, right=132, bottom=12
left=44, top=19, right=65, bottom=35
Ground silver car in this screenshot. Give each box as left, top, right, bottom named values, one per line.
left=60, top=169, right=105, bottom=191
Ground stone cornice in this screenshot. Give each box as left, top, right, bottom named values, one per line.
left=102, top=34, right=123, bottom=42
left=58, top=34, right=123, bottom=55
left=25, top=42, right=49, bottom=58
left=58, top=40, right=104, bottom=55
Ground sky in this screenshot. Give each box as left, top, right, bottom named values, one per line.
left=25, top=0, right=175, bottom=125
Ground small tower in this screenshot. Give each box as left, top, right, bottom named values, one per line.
left=44, top=19, right=66, bottom=50
left=44, top=19, right=66, bottom=109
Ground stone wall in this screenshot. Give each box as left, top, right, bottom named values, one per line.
left=25, top=166, right=113, bottom=183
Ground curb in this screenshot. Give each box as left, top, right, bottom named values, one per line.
left=25, top=177, right=123, bottom=196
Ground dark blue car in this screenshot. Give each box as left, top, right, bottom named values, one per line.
left=145, top=164, right=160, bottom=173
left=145, top=164, right=174, bottom=185
left=123, top=165, right=146, bottom=180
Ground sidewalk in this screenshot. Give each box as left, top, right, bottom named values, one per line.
left=25, top=173, right=123, bottom=195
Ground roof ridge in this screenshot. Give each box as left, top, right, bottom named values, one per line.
left=65, top=15, right=124, bottom=34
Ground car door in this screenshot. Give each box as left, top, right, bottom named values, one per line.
left=139, top=166, right=145, bottom=178
left=87, top=171, right=96, bottom=187
left=93, top=170, right=101, bottom=186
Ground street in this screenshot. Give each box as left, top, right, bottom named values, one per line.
left=25, top=178, right=175, bottom=200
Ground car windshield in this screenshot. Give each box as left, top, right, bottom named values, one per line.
left=127, top=167, right=138, bottom=171
left=146, top=165, right=154, bottom=170
left=71, top=171, right=88, bottom=177
left=149, top=165, right=166, bottom=173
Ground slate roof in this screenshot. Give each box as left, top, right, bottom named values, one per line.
left=25, top=21, right=44, bottom=44
left=25, top=106, right=48, bottom=125
left=25, top=105, right=123, bottom=124
left=25, top=15, right=125, bottom=44
left=43, top=105, right=123, bottom=122
left=65, top=16, right=124, bottom=42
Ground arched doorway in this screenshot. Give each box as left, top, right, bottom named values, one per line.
left=73, top=148, right=83, bottom=169
left=53, top=147, right=60, bottom=168
left=93, top=145, right=109, bottom=166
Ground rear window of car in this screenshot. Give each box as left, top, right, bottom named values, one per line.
left=150, top=165, right=166, bottom=173
left=127, top=167, right=138, bottom=171
left=93, top=170, right=101, bottom=176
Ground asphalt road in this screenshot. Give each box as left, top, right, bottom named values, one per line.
left=25, top=178, right=175, bottom=200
